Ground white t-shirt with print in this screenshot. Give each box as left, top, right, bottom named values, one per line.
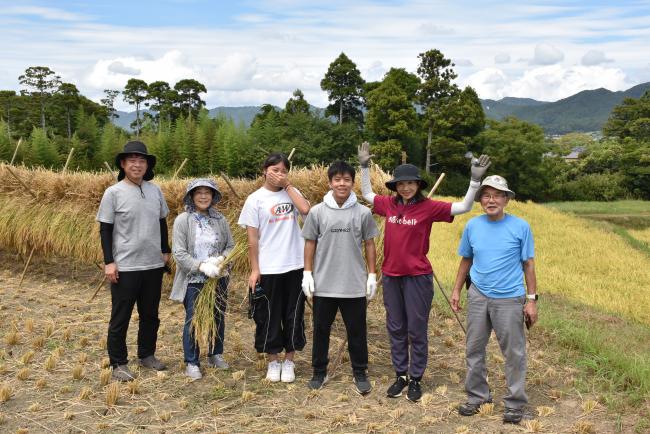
left=238, top=186, right=305, bottom=274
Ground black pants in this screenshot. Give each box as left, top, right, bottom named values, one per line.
left=312, top=296, right=368, bottom=376
left=253, top=269, right=306, bottom=354
left=107, top=268, right=163, bottom=367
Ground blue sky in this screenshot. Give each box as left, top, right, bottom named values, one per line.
left=1, top=0, right=649, bottom=109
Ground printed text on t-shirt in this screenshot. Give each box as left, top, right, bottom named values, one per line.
left=387, top=215, right=418, bottom=226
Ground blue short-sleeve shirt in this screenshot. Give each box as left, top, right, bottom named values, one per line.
left=458, top=214, right=534, bottom=298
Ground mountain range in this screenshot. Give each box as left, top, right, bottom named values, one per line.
left=114, top=82, right=650, bottom=135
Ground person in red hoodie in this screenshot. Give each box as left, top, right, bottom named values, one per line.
left=358, top=142, right=490, bottom=402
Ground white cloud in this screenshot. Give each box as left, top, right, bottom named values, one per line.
left=418, top=22, right=455, bottom=35
left=531, top=44, right=564, bottom=65
left=465, top=68, right=509, bottom=100
left=0, top=6, right=89, bottom=21
left=495, top=53, right=511, bottom=64
left=107, top=61, right=141, bottom=75
left=455, top=59, right=474, bottom=67
left=466, top=65, right=628, bottom=101
left=581, top=50, right=614, bottom=66
left=86, top=50, right=197, bottom=89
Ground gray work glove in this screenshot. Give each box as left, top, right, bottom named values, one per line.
left=470, top=154, right=491, bottom=182
left=357, top=141, right=375, bottom=168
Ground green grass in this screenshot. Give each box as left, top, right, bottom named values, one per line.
left=545, top=200, right=650, bottom=215
left=539, top=294, right=650, bottom=407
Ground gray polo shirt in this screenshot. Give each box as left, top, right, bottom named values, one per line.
left=96, top=180, right=169, bottom=272
left=302, top=201, right=378, bottom=298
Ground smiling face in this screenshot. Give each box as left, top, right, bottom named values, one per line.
left=192, top=186, right=214, bottom=214
left=120, top=154, right=148, bottom=183
left=396, top=180, right=420, bottom=201
left=328, top=172, right=354, bottom=205
left=479, top=186, right=509, bottom=220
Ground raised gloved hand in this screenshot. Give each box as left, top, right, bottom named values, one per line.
left=470, top=154, right=491, bottom=182
left=357, top=141, right=375, bottom=168
left=302, top=271, right=315, bottom=300
left=199, top=262, right=219, bottom=278
left=366, top=273, right=377, bottom=300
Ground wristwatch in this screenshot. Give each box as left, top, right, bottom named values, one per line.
left=526, top=294, right=538, bottom=301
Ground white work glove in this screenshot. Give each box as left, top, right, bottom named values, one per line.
left=199, top=262, right=219, bottom=278
left=302, top=271, right=315, bottom=300
left=470, top=154, right=491, bottom=182
left=366, top=273, right=377, bottom=300
left=206, top=256, right=226, bottom=276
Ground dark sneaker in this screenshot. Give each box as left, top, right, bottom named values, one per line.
left=458, top=400, right=492, bottom=416
left=138, top=355, right=167, bottom=371
left=386, top=375, right=409, bottom=398
left=307, top=373, right=327, bottom=390
left=353, top=373, right=372, bottom=395
left=503, top=407, right=524, bottom=424
left=406, top=379, right=422, bottom=402
left=111, top=364, right=136, bottom=382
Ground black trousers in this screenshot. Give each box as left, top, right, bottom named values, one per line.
left=312, top=296, right=368, bottom=376
left=107, top=268, right=163, bottom=367
left=253, top=268, right=306, bottom=354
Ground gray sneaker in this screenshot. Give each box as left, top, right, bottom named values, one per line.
left=138, top=355, right=167, bottom=371
left=112, top=364, right=136, bottom=382
left=207, top=354, right=229, bottom=369
left=185, top=363, right=202, bottom=380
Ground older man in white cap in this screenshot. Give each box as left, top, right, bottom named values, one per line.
left=450, top=175, right=538, bottom=424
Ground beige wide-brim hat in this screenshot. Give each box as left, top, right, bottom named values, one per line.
left=474, top=175, right=516, bottom=202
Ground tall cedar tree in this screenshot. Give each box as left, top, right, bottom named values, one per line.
left=321, top=53, right=365, bottom=125
left=123, top=78, right=149, bottom=136
left=18, top=66, right=61, bottom=131
left=174, top=79, right=206, bottom=120
left=416, top=50, right=459, bottom=173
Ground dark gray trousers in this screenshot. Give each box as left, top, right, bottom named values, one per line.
left=382, top=274, right=434, bottom=378
left=465, top=284, right=528, bottom=409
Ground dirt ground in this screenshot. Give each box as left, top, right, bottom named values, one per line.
left=0, top=251, right=626, bottom=433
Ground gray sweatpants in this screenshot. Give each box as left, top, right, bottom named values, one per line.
left=465, top=284, right=528, bottom=409
left=382, top=274, right=434, bottom=378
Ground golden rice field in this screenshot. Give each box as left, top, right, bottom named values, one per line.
left=629, top=227, right=650, bottom=245
left=430, top=199, right=650, bottom=326
left=2, top=163, right=649, bottom=326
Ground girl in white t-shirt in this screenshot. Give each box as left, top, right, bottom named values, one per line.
left=237, top=153, right=311, bottom=383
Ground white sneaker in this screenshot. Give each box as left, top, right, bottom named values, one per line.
left=280, top=360, right=295, bottom=383
left=185, top=363, right=202, bottom=381
left=266, top=360, right=282, bottom=382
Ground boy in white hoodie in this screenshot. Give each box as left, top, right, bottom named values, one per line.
left=301, top=161, right=379, bottom=394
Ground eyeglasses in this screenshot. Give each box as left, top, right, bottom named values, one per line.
left=480, top=192, right=507, bottom=200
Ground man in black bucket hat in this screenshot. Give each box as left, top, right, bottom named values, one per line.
left=96, top=140, right=171, bottom=381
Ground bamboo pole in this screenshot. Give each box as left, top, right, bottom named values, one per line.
left=287, top=147, right=296, bottom=161
left=103, top=161, right=112, bottom=172
left=87, top=276, right=108, bottom=303
left=18, top=247, right=35, bottom=288
left=5, top=165, right=37, bottom=199
left=172, top=158, right=188, bottom=179
left=432, top=270, right=466, bottom=335
left=62, top=148, right=75, bottom=172
left=427, top=173, right=446, bottom=198
left=10, top=138, right=22, bottom=165
left=220, top=172, right=241, bottom=199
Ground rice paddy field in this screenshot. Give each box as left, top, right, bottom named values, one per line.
left=0, top=163, right=649, bottom=433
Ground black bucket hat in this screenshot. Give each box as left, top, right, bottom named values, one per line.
left=115, top=141, right=156, bottom=181
left=385, top=164, right=428, bottom=192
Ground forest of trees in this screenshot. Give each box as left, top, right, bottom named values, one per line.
left=0, top=50, right=649, bottom=201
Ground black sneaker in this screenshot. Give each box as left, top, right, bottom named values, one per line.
left=406, top=379, right=422, bottom=402
left=458, top=399, right=492, bottom=416
left=307, top=373, right=327, bottom=390
left=386, top=375, right=409, bottom=398
left=503, top=407, right=524, bottom=424
left=353, top=373, right=372, bottom=395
